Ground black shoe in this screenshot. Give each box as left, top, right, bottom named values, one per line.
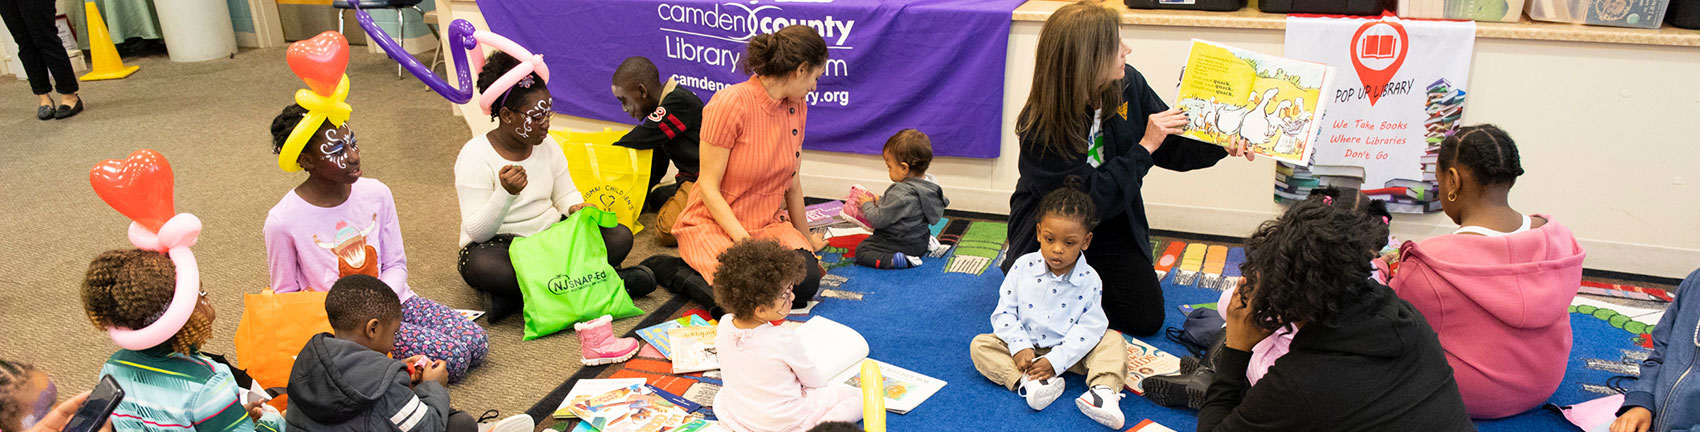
left=616, top=265, right=657, bottom=299
left=644, top=183, right=678, bottom=213
left=484, top=291, right=521, bottom=324
left=640, top=255, right=689, bottom=292
left=54, top=98, right=83, bottom=119
left=37, top=104, right=54, bottom=120
left=1141, top=368, right=1212, bottom=410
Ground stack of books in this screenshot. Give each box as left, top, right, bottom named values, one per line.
left=1273, top=163, right=1366, bottom=204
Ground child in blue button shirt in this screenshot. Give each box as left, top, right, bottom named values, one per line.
left=969, top=179, right=1129, bottom=429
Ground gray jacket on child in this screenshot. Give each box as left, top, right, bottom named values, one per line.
left=858, top=177, right=949, bottom=256
left=285, top=333, right=455, bottom=432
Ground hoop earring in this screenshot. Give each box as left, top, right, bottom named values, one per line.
left=1446, top=191, right=1458, bottom=202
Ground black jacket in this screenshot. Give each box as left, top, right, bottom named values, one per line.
left=285, top=333, right=454, bottom=432
left=613, top=82, right=704, bottom=184
left=1003, top=65, right=1226, bottom=273
left=1197, top=283, right=1475, bottom=432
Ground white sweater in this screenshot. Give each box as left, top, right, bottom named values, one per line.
left=455, top=134, right=585, bottom=246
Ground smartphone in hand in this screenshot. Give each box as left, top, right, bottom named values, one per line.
left=63, top=375, right=124, bottom=432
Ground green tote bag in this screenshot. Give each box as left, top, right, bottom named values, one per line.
left=509, top=207, right=644, bottom=340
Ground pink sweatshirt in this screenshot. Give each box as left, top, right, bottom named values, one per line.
left=1391, top=215, right=1585, bottom=419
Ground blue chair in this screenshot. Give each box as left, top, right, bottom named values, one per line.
left=334, top=0, right=434, bottom=78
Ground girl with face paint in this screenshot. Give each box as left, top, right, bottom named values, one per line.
left=265, top=104, right=490, bottom=383
left=453, top=51, right=656, bottom=324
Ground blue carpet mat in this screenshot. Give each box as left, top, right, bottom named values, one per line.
left=809, top=231, right=1651, bottom=431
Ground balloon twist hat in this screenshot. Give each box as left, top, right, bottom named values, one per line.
left=88, top=149, right=203, bottom=350
left=279, top=31, right=355, bottom=172
left=348, top=3, right=546, bottom=112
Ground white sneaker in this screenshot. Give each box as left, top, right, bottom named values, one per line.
left=1075, top=385, right=1125, bottom=429
left=476, top=413, right=534, bottom=432
left=1017, top=375, right=1066, bottom=411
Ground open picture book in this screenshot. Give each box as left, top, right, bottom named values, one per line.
left=1175, top=39, right=1335, bottom=165
left=561, top=384, right=698, bottom=432
left=796, top=316, right=946, bottom=414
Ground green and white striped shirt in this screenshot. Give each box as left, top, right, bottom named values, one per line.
left=98, top=348, right=285, bottom=432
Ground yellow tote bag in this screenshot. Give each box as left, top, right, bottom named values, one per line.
left=234, top=288, right=333, bottom=410
left=551, top=128, right=652, bottom=234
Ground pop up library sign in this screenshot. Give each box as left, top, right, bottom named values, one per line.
left=1281, top=16, right=1476, bottom=213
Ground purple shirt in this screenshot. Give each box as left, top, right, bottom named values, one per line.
left=263, top=177, right=413, bottom=302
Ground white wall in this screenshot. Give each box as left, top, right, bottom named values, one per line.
left=441, top=7, right=1700, bottom=278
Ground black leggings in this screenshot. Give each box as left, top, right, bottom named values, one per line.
left=0, top=0, right=77, bottom=95
left=659, top=249, right=822, bottom=314
left=1085, top=217, right=1166, bottom=337
left=457, top=225, right=636, bottom=306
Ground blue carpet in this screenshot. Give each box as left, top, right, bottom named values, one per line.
left=809, top=234, right=1650, bottom=431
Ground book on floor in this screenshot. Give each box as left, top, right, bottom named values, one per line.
left=636, top=315, right=711, bottom=360
left=839, top=185, right=877, bottom=230
left=1127, top=419, right=1179, bottom=432
left=1123, top=334, right=1182, bottom=395
left=794, top=316, right=947, bottom=414
left=805, top=201, right=846, bottom=228
left=564, top=383, right=697, bottom=432
left=670, top=325, right=720, bottom=374
left=1175, top=39, right=1334, bottom=165
left=671, top=418, right=728, bottom=432
left=552, top=378, right=648, bottom=419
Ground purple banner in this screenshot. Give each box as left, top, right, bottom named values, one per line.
left=478, top=0, right=1025, bottom=158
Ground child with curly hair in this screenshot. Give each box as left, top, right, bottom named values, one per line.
left=970, top=181, right=1128, bottom=429
left=82, top=249, right=287, bottom=431
left=711, top=240, right=862, bottom=432
left=1198, top=195, right=1471, bottom=431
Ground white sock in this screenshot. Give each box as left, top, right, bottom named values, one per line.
left=907, top=255, right=924, bottom=267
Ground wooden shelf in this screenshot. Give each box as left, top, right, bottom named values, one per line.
left=1014, top=0, right=1700, bottom=48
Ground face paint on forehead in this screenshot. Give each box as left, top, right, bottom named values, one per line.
left=319, top=125, right=357, bottom=169
left=19, top=378, right=57, bottom=430
left=514, top=98, right=552, bottom=140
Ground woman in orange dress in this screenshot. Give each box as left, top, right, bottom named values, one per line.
left=642, top=25, right=829, bottom=314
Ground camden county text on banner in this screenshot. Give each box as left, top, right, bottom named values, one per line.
left=479, top=0, right=1028, bottom=158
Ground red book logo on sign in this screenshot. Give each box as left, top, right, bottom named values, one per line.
left=1349, top=20, right=1409, bottom=106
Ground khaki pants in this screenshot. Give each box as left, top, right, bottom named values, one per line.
left=655, top=181, right=694, bottom=247
left=969, top=332, right=1126, bottom=391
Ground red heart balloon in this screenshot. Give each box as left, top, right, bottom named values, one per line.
left=90, top=149, right=175, bottom=232
left=287, top=31, right=350, bottom=97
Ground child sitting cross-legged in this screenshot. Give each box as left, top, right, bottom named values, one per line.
left=848, top=129, right=949, bottom=269
left=285, top=275, right=532, bottom=432
left=969, top=180, right=1129, bottom=429
left=712, top=240, right=863, bottom=432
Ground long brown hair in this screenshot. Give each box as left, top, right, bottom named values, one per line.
left=1017, top=1, right=1124, bottom=159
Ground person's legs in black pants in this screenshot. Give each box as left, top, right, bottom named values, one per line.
left=0, top=0, right=76, bottom=97
left=0, top=0, right=49, bottom=96
left=792, top=249, right=823, bottom=309
left=598, top=224, right=657, bottom=298
left=601, top=224, right=633, bottom=267
left=458, top=236, right=524, bottom=323
left=446, top=410, right=479, bottom=432
left=1090, top=248, right=1165, bottom=336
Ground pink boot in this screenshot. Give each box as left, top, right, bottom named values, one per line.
left=575, top=315, right=640, bottom=366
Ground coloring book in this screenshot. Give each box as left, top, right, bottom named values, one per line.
left=1176, top=39, right=1335, bottom=165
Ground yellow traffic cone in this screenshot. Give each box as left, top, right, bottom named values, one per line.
left=79, top=2, right=138, bottom=81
